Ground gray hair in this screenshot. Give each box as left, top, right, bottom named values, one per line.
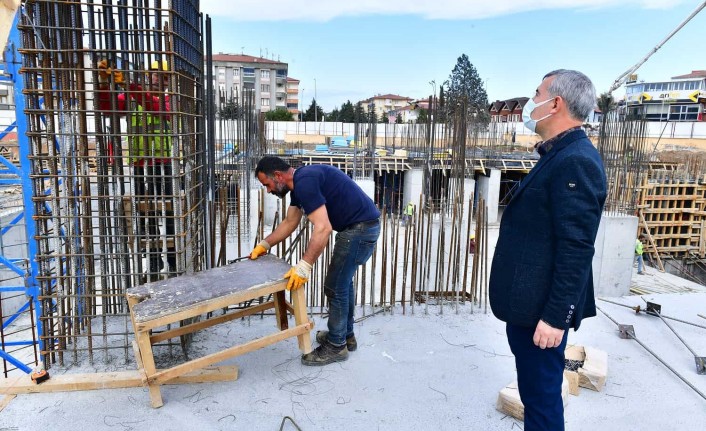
left=543, top=69, right=596, bottom=122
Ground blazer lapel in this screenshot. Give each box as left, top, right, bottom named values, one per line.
left=511, top=129, right=586, bottom=201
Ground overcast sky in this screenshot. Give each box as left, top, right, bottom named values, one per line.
left=201, top=0, right=705, bottom=111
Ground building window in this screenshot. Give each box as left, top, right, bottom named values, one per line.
left=261, top=98, right=270, bottom=106
left=669, top=104, right=699, bottom=121
left=261, top=84, right=270, bottom=93
left=261, top=70, right=270, bottom=79
left=233, top=68, right=239, bottom=78
left=276, top=70, right=287, bottom=78
left=243, top=68, right=255, bottom=77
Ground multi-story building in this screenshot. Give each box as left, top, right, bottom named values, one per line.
left=286, top=77, right=300, bottom=118
left=390, top=99, right=430, bottom=123
left=624, top=70, right=706, bottom=121
left=488, top=97, right=529, bottom=123
left=360, top=94, right=413, bottom=120
left=211, top=53, right=290, bottom=112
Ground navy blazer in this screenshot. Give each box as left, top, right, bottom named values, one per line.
left=489, top=129, right=607, bottom=330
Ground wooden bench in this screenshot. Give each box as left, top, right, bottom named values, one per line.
left=126, top=254, right=313, bottom=408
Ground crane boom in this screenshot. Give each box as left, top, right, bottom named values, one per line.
left=608, top=0, right=706, bottom=94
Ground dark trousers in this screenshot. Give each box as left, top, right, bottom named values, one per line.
left=323, top=220, right=380, bottom=346
left=134, top=163, right=176, bottom=270
left=506, top=323, right=569, bottom=431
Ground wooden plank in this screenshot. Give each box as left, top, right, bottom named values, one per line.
left=149, top=301, right=274, bottom=344
left=0, top=394, right=15, bottom=412
left=292, top=287, right=313, bottom=353
left=273, top=290, right=289, bottom=331
left=0, top=366, right=238, bottom=395
left=135, top=282, right=285, bottom=331
left=563, top=370, right=580, bottom=396
left=148, top=322, right=312, bottom=385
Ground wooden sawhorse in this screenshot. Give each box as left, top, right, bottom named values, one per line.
left=126, top=255, right=313, bottom=408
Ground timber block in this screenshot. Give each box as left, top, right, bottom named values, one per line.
left=565, top=345, right=608, bottom=392
left=496, top=377, right=569, bottom=421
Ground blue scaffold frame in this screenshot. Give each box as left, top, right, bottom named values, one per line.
left=0, top=11, right=45, bottom=376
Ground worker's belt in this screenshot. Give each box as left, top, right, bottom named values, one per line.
left=342, top=218, right=379, bottom=231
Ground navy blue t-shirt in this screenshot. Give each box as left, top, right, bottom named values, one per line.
left=290, top=165, right=380, bottom=232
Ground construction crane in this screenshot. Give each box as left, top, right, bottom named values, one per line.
left=608, top=0, right=706, bottom=94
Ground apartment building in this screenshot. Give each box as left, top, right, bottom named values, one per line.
left=211, top=53, right=290, bottom=112
left=360, top=94, right=413, bottom=120
left=286, top=77, right=300, bottom=117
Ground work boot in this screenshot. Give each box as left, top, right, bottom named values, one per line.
left=301, top=341, right=349, bottom=366
left=315, top=331, right=357, bottom=352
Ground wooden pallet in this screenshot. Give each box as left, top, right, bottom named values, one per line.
left=126, top=254, right=313, bottom=408
left=639, top=179, right=706, bottom=259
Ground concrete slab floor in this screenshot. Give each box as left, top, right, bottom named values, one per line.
left=2, top=287, right=705, bottom=431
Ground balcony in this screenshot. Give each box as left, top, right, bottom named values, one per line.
left=286, top=88, right=298, bottom=94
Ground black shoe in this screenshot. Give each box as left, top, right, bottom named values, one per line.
left=301, top=341, right=349, bottom=366
left=315, top=331, right=357, bottom=352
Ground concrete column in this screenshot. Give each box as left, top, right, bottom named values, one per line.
left=262, top=190, right=280, bottom=229
left=592, top=215, right=638, bottom=297
left=356, top=178, right=376, bottom=202
left=476, top=168, right=500, bottom=223
left=463, top=178, right=476, bottom=223
left=403, top=168, right=424, bottom=207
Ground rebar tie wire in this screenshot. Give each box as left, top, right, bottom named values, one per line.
left=596, top=305, right=706, bottom=402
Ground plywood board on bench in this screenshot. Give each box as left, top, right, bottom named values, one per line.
left=127, top=254, right=291, bottom=325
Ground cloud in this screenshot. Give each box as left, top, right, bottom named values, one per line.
left=199, top=0, right=685, bottom=21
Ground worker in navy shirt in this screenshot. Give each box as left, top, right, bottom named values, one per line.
left=250, top=156, right=380, bottom=366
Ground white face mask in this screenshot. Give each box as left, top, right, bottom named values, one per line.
left=522, top=97, right=554, bottom=133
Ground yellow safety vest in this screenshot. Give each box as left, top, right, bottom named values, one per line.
left=130, top=104, right=172, bottom=163
left=405, top=203, right=414, bottom=216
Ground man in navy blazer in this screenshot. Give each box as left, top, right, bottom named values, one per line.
left=489, top=70, right=607, bottom=431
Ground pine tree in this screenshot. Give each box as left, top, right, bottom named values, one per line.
left=302, top=98, right=325, bottom=122
left=444, top=54, right=489, bottom=127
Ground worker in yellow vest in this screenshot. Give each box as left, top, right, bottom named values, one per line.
left=404, top=201, right=415, bottom=226
left=96, top=59, right=176, bottom=280
left=635, top=236, right=644, bottom=275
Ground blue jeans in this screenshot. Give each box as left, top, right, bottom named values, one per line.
left=507, top=323, right=569, bottom=431
left=636, top=254, right=644, bottom=273
left=324, top=220, right=380, bottom=346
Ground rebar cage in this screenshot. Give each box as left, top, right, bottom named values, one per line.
left=17, top=0, right=206, bottom=367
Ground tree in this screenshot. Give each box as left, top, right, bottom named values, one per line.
left=596, top=92, right=616, bottom=115
left=338, top=100, right=355, bottom=122
left=218, top=100, right=240, bottom=120
left=395, top=113, right=403, bottom=124
left=264, top=107, right=294, bottom=121
left=380, top=110, right=389, bottom=124
left=302, top=98, right=324, bottom=122
left=416, top=108, right=429, bottom=124
left=326, top=107, right=340, bottom=122
left=354, top=102, right=366, bottom=123
left=444, top=54, right=489, bottom=127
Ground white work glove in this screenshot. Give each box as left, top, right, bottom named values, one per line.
left=284, top=259, right=312, bottom=291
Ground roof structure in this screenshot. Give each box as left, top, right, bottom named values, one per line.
left=671, top=70, right=706, bottom=79
left=361, top=94, right=413, bottom=103
left=210, top=53, right=286, bottom=65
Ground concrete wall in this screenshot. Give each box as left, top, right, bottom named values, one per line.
left=592, top=215, right=638, bottom=297
left=476, top=168, right=500, bottom=223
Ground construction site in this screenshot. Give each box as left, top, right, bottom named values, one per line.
left=1, top=1, right=706, bottom=430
